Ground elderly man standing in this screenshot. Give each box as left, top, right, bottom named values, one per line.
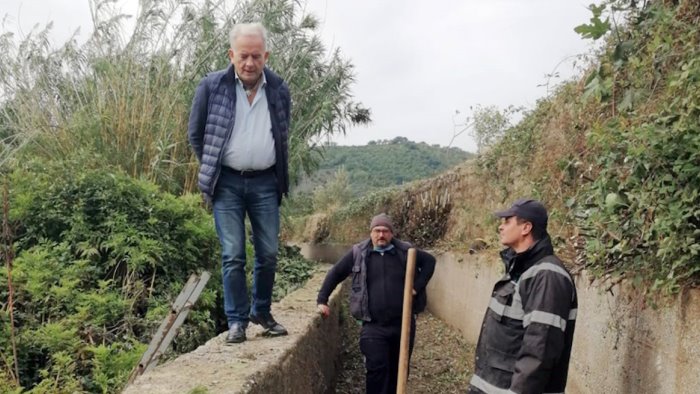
left=188, top=22, right=291, bottom=344
left=317, top=213, right=436, bottom=394
left=468, top=199, right=578, bottom=394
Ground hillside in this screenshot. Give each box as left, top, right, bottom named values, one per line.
left=294, top=1, right=700, bottom=295
left=295, top=137, right=473, bottom=195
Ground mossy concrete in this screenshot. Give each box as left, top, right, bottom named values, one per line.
left=124, top=267, right=348, bottom=394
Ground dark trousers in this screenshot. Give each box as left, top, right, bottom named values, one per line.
left=359, top=317, right=416, bottom=394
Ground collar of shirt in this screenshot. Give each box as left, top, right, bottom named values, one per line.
left=371, top=243, right=396, bottom=254
left=234, top=70, right=268, bottom=90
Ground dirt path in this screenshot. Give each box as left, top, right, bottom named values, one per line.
left=335, top=311, right=475, bottom=394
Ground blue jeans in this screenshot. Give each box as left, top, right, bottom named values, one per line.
left=213, top=170, right=279, bottom=327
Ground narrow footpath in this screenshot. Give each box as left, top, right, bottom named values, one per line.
left=335, top=311, right=475, bottom=394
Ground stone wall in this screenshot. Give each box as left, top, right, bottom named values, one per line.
left=426, top=251, right=700, bottom=394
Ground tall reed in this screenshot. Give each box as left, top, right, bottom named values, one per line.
left=0, top=0, right=369, bottom=192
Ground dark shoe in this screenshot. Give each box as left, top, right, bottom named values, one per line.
left=249, top=313, right=288, bottom=337
left=226, top=323, right=247, bottom=344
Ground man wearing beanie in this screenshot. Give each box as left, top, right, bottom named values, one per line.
left=468, top=199, right=578, bottom=394
left=317, top=213, right=436, bottom=394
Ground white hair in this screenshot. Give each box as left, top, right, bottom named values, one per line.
left=229, top=22, right=268, bottom=50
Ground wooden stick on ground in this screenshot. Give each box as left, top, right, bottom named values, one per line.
left=397, top=248, right=417, bottom=394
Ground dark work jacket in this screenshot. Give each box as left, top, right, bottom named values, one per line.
left=187, top=64, right=291, bottom=204
left=316, top=238, right=436, bottom=322
left=469, top=236, right=578, bottom=394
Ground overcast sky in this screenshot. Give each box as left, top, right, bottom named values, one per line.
left=3, top=0, right=596, bottom=152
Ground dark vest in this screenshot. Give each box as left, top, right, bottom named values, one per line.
left=348, top=238, right=427, bottom=322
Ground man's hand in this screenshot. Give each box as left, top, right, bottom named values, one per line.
left=317, top=304, right=330, bottom=318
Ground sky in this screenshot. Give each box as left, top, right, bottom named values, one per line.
left=2, top=0, right=596, bottom=152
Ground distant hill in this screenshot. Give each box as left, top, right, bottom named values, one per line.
left=295, top=136, right=473, bottom=195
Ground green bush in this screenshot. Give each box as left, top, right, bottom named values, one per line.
left=312, top=168, right=352, bottom=211
left=274, top=245, right=317, bottom=300
left=2, top=160, right=219, bottom=392
left=1, top=159, right=318, bottom=392
left=576, top=2, right=700, bottom=294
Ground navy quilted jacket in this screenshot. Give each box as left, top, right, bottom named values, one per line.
left=187, top=64, right=291, bottom=203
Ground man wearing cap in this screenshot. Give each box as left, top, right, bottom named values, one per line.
left=317, top=213, right=436, bottom=394
left=468, top=199, right=578, bottom=394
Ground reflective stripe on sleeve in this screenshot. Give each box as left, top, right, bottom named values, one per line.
left=523, top=310, right=567, bottom=331
left=488, top=297, right=524, bottom=320
left=520, top=262, right=573, bottom=285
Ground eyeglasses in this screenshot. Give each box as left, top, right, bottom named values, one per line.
left=371, top=228, right=392, bottom=234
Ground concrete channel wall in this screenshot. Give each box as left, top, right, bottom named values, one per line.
left=125, top=244, right=699, bottom=393
left=427, top=251, right=700, bottom=394
left=124, top=268, right=348, bottom=394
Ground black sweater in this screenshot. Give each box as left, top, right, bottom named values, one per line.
left=317, top=245, right=436, bottom=323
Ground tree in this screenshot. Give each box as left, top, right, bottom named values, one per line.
left=453, top=105, right=521, bottom=154
left=312, top=167, right=351, bottom=211
left=471, top=105, right=511, bottom=153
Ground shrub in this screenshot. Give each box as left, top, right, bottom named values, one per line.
left=576, top=2, right=700, bottom=293
left=2, top=159, right=219, bottom=391
left=2, top=158, right=318, bottom=392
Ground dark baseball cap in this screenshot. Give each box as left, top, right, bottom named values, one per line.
left=494, top=198, right=548, bottom=228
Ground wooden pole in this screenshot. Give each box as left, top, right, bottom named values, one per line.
left=397, top=248, right=417, bottom=394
